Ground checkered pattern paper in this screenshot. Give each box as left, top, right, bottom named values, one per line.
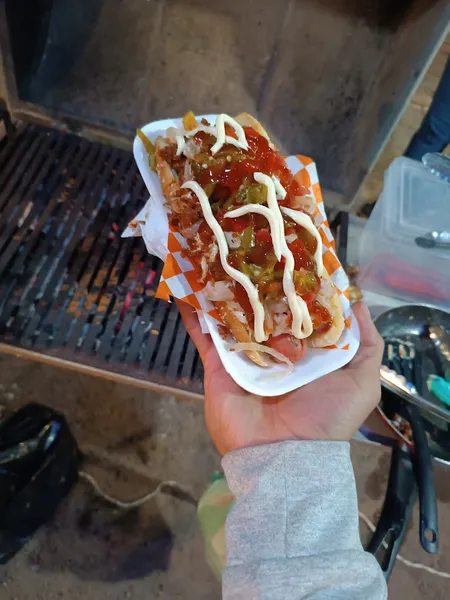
left=154, top=154, right=353, bottom=350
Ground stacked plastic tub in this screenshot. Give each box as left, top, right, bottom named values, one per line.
left=359, top=154, right=450, bottom=312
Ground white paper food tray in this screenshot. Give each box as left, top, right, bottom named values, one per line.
left=123, top=116, right=360, bottom=396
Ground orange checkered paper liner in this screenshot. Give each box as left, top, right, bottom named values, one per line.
left=155, top=155, right=352, bottom=351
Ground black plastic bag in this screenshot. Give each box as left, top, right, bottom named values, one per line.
left=0, top=404, right=80, bottom=563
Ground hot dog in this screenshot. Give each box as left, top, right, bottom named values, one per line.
left=144, top=112, right=344, bottom=367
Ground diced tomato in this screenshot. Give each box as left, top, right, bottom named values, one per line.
left=265, top=334, right=308, bottom=363
left=288, top=238, right=305, bottom=254
left=233, top=282, right=253, bottom=316
left=242, top=126, right=259, bottom=141
left=310, top=302, right=333, bottom=333
left=290, top=180, right=310, bottom=197
left=284, top=226, right=296, bottom=238
left=252, top=213, right=269, bottom=229
left=290, top=180, right=302, bottom=196
left=281, top=180, right=312, bottom=208
left=246, top=245, right=272, bottom=266
left=296, top=226, right=318, bottom=255
left=194, top=131, right=215, bottom=145
left=288, top=238, right=315, bottom=271
left=228, top=252, right=240, bottom=270
left=224, top=123, right=238, bottom=139
left=222, top=215, right=250, bottom=233
left=211, top=184, right=231, bottom=203
left=255, top=228, right=272, bottom=244
left=302, top=292, right=317, bottom=305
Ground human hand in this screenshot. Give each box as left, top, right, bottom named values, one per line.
left=177, top=301, right=384, bottom=455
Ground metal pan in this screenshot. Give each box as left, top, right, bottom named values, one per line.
left=366, top=305, right=450, bottom=579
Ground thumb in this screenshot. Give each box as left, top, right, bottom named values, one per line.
left=347, top=302, right=384, bottom=373
left=175, top=299, right=214, bottom=363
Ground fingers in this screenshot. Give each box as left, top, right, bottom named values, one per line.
left=347, top=302, right=384, bottom=372
left=175, top=299, right=214, bottom=362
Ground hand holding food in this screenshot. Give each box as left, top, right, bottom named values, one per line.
left=177, top=300, right=383, bottom=455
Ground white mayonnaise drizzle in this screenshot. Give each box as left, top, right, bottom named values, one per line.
left=272, top=175, right=287, bottom=199
left=224, top=205, right=282, bottom=261
left=180, top=114, right=249, bottom=156
left=253, top=173, right=313, bottom=339
left=210, top=114, right=249, bottom=154
left=177, top=114, right=326, bottom=342
left=280, top=206, right=324, bottom=277
left=181, top=181, right=268, bottom=342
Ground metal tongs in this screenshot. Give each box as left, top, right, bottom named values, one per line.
left=381, top=363, right=450, bottom=421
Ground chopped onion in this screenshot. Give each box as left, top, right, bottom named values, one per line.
left=232, top=310, right=248, bottom=324
left=204, top=280, right=234, bottom=301
left=224, top=231, right=241, bottom=249
left=226, top=301, right=248, bottom=323
left=230, top=342, right=294, bottom=375
left=184, top=161, right=193, bottom=181
left=264, top=305, right=274, bottom=334
left=319, top=278, right=335, bottom=300
left=182, top=222, right=200, bottom=239
left=285, top=233, right=297, bottom=243
left=182, top=139, right=201, bottom=159
left=292, top=194, right=315, bottom=213
left=267, top=297, right=289, bottom=314
left=166, top=126, right=181, bottom=141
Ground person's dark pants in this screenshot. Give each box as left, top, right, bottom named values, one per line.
left=405, top=54, right=450, bottom=161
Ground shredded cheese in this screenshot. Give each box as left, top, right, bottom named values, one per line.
left=280, top=206, right=324, bottom=277
left=181, top=181, right=268, bottom=342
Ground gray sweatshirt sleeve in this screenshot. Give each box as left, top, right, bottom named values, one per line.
left=221, top=441, right=387, bottom=600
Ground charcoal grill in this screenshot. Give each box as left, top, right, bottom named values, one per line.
left=0, top=118, right=349, bottom=397
left=0, top=121, right=205, bottom=398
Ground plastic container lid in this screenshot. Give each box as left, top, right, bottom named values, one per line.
left=358, top=155, right=450, bottom=309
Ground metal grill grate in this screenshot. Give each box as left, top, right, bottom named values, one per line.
left=0, top=124, right=204, bottom=397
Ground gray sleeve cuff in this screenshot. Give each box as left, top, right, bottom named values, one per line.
left=222, top=441, right=361, bottom=564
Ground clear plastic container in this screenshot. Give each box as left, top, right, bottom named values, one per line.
left=358, top=154, right=450, bottom=310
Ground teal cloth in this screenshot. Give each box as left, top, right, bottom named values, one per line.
left=428, top=375, right=450, bottom=408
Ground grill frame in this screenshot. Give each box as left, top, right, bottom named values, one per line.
left=0, top=121, right=349, bottom=399
left=0, top=123, right=205, bottom=399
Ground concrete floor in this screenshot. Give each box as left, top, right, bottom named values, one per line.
left=0, top=355, right=449, bottom=598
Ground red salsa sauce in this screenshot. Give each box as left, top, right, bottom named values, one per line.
left=184, top=125, right=332, bottom=334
